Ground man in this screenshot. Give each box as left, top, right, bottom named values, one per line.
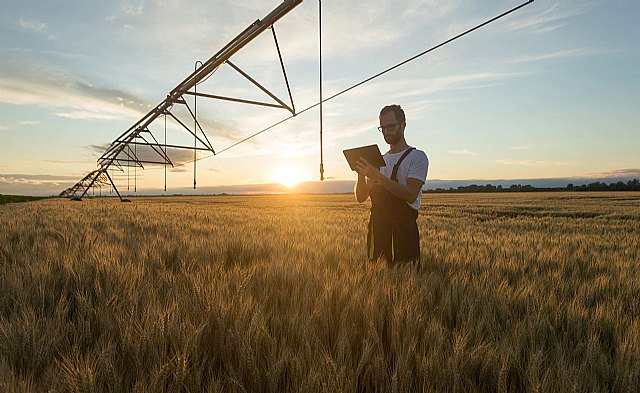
left=354, top=104, right=429, bottom=265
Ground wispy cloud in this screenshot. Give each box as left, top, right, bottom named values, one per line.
left=0, top=120, right=41, bottom=132
left=87, top=144, right=112, bottom=156
left=201, top=0, right=456, bottom=66
left=402, top=0, right=456, bottom=19
left=584, top=168, right=640, bottom=179
left=448, top=148, right=477, bottom=156
left=54, top=111, right=121, bottom=121
left=219, top=3, right=406, bottom=65
left=503, top=2, right=589, bottom=34
left=330, top=71, right=528, bottom=102
left=0, top=173, right=79, bottom=185
left=1, top=48, right=86, bottom=61
left=43, top=159, right=95, bottom=164
left=509, top=48, right=599, bottom=64
left=18, top=18, right=46, bottom=33
left=0, top=174, right=80, bottom=195
left=0, top=60, right=150, bottom=121
left=205, top=69, right=526, bottom=159
left=123, top=3, right=145, bottom=16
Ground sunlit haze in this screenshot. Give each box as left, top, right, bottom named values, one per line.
left=271, top=166, right=310, bottom=188
left=1, top=0, right=638, bottom=195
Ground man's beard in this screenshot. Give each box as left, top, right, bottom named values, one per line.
left=384, top=131, right=402, bottom=145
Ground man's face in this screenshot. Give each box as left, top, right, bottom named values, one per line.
left=379, top=112, right=404, bottom=145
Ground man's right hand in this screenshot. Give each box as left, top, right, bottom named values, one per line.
left=355, top=158, right=382, bottom=182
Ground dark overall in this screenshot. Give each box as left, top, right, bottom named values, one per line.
left=367, top=148, right=420, bottom=265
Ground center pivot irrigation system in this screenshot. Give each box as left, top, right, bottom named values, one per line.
left=60, top=0, right=534, bottom=201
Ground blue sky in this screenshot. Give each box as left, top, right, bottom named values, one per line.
left=1, top=0, right=638, bottom=195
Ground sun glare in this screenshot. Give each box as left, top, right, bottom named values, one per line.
left=271, top=167, right=308, bottom=188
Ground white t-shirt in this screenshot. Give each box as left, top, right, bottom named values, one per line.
left=375, top=147, right=429, bottom=211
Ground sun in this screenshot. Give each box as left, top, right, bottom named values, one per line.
left=271, top=166, right=308, bottom=188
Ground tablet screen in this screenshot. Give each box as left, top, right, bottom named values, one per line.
left=343, top=144, right=386, bottom=171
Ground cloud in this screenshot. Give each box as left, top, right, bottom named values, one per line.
left=87, top=144, right=112, bottom=156
left=0, top=55, right=245, bottom=144
left=502, top=2, right=589, bottom=34
left=0, top=173, right=79, bottom=185
left=123, top=3, right=145, bottom=16
left=18, top=120, right=40, bottom=126
left=1, top=47, right=86, bottom=61
left=193, top=70, right=521, bottom=160
left=509, top=48, right=600, bottom=64
left=402, top=0, right=456, bottom=19
left=0, top=60, right=151, bottom=121
left=0, top=174, right=80, bottom=196
left=55, top=111, right=121, bottom=120
left=0, top=120, right=41, bottom=132
left=584, top=168, right=640, bottom=179
left=44, top=159, right=95, bottom=164
left=326, top=71, right=527, bottom=103
left=448, top=148, right=477, bottom=156
left=1, top=174, right=80, bottom=181
left=2, top=43, right=256, bottom=140
left=152, top=0, right=456, bottom=66
left=495, top=159, right=574, bottom=167
left=19, top=18, right=46, bottom=33
left=285, top=3, right=406, bottom=61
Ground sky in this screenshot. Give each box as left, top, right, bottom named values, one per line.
left=1, top=0, right=639, bottom=196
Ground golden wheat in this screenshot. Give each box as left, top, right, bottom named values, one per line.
left=0, top=192, right=639, bottom=392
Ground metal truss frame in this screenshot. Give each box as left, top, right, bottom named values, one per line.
left=59, top=170, right=119, bottom=200
left=60, top=0, right=302, bottom=201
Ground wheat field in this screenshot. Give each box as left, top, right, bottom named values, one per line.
left=1, top=192, right=639, bottom=392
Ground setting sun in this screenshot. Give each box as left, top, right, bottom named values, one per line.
left=271, top=166, right=308, bottom=188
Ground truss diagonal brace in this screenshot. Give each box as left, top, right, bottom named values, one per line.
left=272, top=25, right=295, bottom=114
left=226, top=60, right=294, bottom=115
left=182, top=100, right=215, bottom=154
left=164, top=110, right=215, bottom=153
left=103, top=169, right=124, bottom=201
left=138, top=132, right=174, bottom=166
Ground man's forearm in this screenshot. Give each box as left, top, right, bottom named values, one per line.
left=374, top=175, right=414, bottom=203
left=355, top=174, right=369, bottom=202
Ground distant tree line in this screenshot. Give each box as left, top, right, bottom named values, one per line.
left=0, top=194, right=48, bottom=205
left=428, top=179, right=640, bottom=193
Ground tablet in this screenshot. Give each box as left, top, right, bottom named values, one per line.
left=343, top=144, right=386, bottom=171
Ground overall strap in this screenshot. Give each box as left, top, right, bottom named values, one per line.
left=391, top=148, right=415, bottom=182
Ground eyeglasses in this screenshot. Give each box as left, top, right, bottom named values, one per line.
left=378, top=122, right=403, bottom=133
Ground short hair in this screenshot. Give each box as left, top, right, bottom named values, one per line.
left=379, top=104, right=406, bottom=123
